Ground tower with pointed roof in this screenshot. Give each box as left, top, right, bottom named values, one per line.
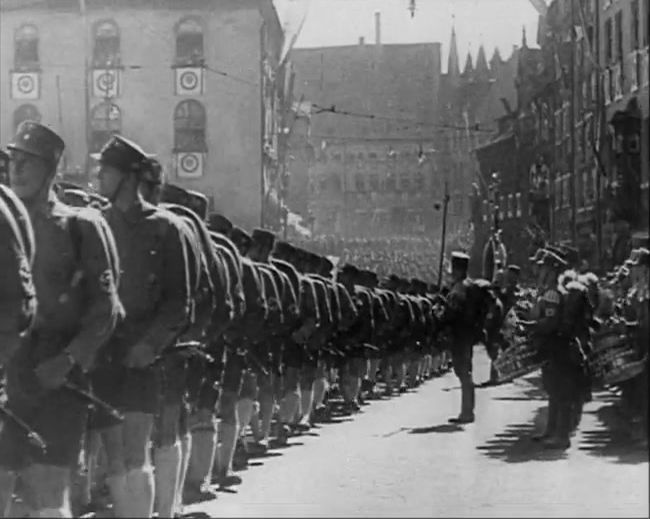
left=447, top=23, right=460, bottom=82
left=474, top=44, right=490, bottom=83
left=462, top=51, right=473, bottom=79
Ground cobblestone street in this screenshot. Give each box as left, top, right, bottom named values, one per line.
left=186, top=351, right=649, bottom=518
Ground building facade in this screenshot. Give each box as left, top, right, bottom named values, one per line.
left=0, top=0, right=286, bottom=229
left=472, top=0, right=649, bottom=274
left=290, top=14, right=460, bottom=239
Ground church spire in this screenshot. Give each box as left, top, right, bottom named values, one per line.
left=447, top=21, right=460, bottom=79
left=474, top=44, right=490, bottom=81
left=462, top=51, right=473, bottom=77
left=522, top=25, right=528, bottom=48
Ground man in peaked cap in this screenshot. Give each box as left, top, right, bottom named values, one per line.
left=93, top=134, right=192, bottom=517
left=1, top=122, right=122, bottom=518
left=440, top=251, right=479, bottom=423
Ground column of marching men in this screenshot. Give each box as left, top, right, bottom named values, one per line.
left=0, top=123, right=465, bottom=519
left=1, top=123, right=647, bottom=519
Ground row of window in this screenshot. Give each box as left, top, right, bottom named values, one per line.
left=11, top=99, right=207, bottom=153
left=13, top=17, right=205, bottom=71
left=312, top=171, right=428, bottom=193
left=603, top=0, right=647, bottom=64
left=481, top=193, right=523, bottom=222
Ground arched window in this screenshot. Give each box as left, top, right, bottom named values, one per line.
left=15, top=24, right=39, bottom=70
left=13, top=104, right=41, bottom=132
left=175, top=18, right=204, bottom=66
left=90, top=102, right=121, bottom=153
left=174, top=100, right=206, bottom=151
left=93, top=20, right=121, bottom=68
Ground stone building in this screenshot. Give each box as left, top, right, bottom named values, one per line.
left=290, top=13, right=454, bottom=238
left=0, top=0, right=286, bottom=229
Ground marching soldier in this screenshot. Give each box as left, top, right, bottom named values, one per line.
left=93, top=135, right=192, bottom=517
left=0, top=122, right=122, bottom=518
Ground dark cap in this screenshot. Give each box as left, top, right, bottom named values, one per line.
left=507, top=264, right=521, bottom=274
left=7, top=121, right=65, bottom=165
left=252, top=228, right=276, bottom=252
left=410, top=278, right=428, bottom=295
left=90, top=134, right=151, bottom=173
left=162, top=184, right=189, bottom=206
left=208, top=213, right=233, bottom=235
left=339, top=263, right=360, bottom=277
left=451, top=251, right=470, bottom=270
left=273, top=240, right=296, bottom=261
left=358, top=269, right=379, bottom=288
left=186, top=190, right=208, bottom=220
left=141, top=157, right=164, bottom=185
left=230, top=226, right=252, bottom=254
left=318, top=256, right=334, bottom=277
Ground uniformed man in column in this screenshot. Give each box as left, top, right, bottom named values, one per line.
left=0, top=122, right=122, bottom=518
left=94, top=135, right=191, bottom=517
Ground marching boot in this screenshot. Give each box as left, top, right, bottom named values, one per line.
left=215, top=422, right=242, bottom=487
left=124, top=466, right=155, bottom=518
left=154, top=442, right=182, bottom=519
left=236, top=398, right=256, bottom=447
left=449, top=382, right=475, bottom=423
left=257, top=395, right=274, bottom=448
left=298, top=386, right=314, bottom=428
left=185, top=425, right=217, bottom=500
left=533, top=398, right=558, bottom=441
left=543, top=402, right=572, bottom=450
left=105, top=473, right=129, bottom=518
left=176, top=433, right=192, bottom=515
left=312, top=377, right=328, bottom=418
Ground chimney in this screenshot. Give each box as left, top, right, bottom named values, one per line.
left=374, top=11, right=381, bottom=45
left=359, top=36, right=365, bottom=46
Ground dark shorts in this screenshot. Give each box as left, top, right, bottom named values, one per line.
left=0, top=387, right=89, bottom=471
left=283, top=341, right=304, bottom=369
left=160, top=354, right=187, bottom=406
left=90, top=363, right=160, bottom=429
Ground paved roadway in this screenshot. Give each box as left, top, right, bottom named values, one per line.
left=186, top=350, right=649, bottom=518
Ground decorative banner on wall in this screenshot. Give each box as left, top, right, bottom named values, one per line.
left=92, top=69, right=120, bottom=99
left=175, top=67, right=204, bottom=96
left=11, top=72, right=40, bottom=100
left=175, top=152, right=204, bottom=179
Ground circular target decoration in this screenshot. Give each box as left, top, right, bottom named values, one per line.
left=96, top=72, right=116, bottom=93
left=179, top=71, right=199, bottom=91
left=17, top=75, right=35, bottom=94
left=180, top=153, right=199, bottom=174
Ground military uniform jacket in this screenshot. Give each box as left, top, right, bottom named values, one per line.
left=103, top=199, right=190, bottom=356
left=0, top=188, right=36, bottom=363
left=10, top=192, right=122, bottom=386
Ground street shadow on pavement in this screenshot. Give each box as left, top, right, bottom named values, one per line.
left=409, top=423, right=464, bottom=434
left=578, top=403, right=649, bottom=465
left=476, top=406, right=569, bottom=463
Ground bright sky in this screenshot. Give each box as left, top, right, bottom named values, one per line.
left=275, top=0, right=541, bottom=71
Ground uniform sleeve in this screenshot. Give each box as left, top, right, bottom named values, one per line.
left=336, top=283, right=358, bottom=330
left=0, top=213, right=36, bottom=363
left=65, top=213, right=124, bottom=370
left=208, top=252, right=235, bottom=332
left=138, top=219, right=192, bottom=355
